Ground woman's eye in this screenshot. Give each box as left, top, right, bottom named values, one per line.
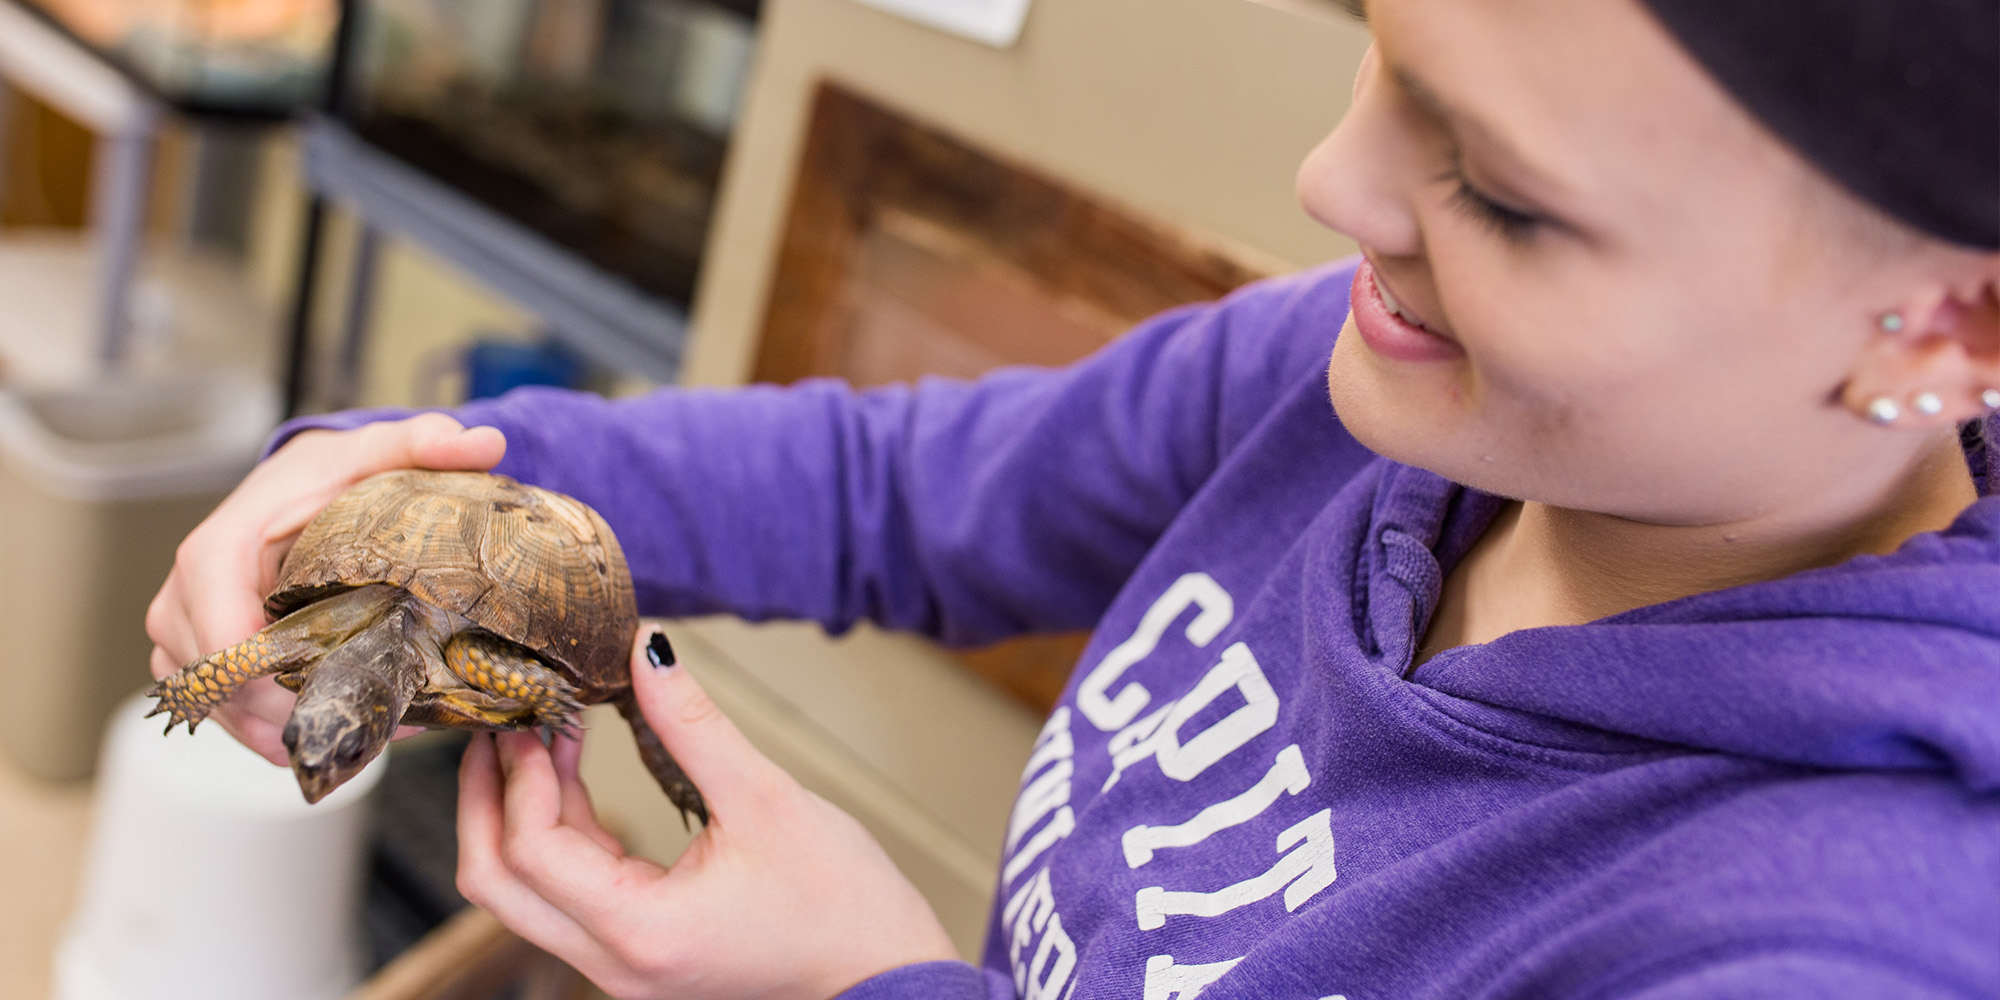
left=1443, top=171, right=1542, bottom=243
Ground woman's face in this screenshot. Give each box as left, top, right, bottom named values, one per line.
left=1300, top=0, right=1955, bottom=526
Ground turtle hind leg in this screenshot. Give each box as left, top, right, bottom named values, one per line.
left=442, top=632, right=586, bottom=735
left=616, top=693, right=708, bottom=829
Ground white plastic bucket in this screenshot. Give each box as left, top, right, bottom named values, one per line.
left=53, top=693, right=387, bottom=1000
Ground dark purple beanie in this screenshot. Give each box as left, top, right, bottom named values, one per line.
left=1641, top=0, right=1999, bottom=250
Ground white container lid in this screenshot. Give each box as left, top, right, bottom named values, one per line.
left=0, top=369, right=277, bottom=502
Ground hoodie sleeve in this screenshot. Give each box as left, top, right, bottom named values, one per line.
left=1614, top=951, right=1979, bottom=1000
left=831, top=961, right=1014, bottom=1000
left=270, top=262, right=1355, bottom=642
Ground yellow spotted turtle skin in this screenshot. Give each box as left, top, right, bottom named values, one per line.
left=152, top=631, right=295, bottom=718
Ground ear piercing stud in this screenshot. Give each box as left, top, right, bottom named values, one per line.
left=1878, top=312, right=1905, bottom=334
left=1870, top=390, right=1972, bottom=424
left=1983, top=388, right=2000, bottom=411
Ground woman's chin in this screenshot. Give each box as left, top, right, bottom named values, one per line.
left=1327, top=327, right=1564, bottom=505
left=1326, top=320, right=1483, bottom=478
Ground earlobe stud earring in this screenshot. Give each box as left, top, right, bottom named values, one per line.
left=1911, top=391, right=1944, bottom=416
left=1865, top=396, right=1901, bottom=425
left=1878, top=312, right=1906, bottom=334
left=1983, top=388, right=2000, bottom=411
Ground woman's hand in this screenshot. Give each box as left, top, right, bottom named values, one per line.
left=144, top=414, right=506, bottom=764
left=456, top=630, right=959, bottom=1000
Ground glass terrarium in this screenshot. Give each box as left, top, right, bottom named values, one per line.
left=350, top=0, right=760, bottom=305
left=23, top=0, right=334, bottom=114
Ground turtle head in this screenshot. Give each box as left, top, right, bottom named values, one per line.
left=283, top=667, right=402, bottom=804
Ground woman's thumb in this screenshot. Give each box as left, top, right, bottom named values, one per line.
left=626, top=627, right=780, bottom=823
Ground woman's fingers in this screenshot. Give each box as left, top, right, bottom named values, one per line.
left=143, top=573, right=201, bottom=675
left=460, top=643, right=960, bottom=999
left=465, top=731, right=675, bottom=997
left=404, top=418, right=507, bottom=470
left=147, top=644, right=183, bottom=687
left=626, top=629, right=785, bottom=825
left=455, top=735, right=608, bottom=962
left=550, top=732, right=626, bottom=856
left=490, top=731, right=655, bottom=923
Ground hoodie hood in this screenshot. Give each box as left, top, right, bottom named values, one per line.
left=1399, top=418, right=2000, bottom=792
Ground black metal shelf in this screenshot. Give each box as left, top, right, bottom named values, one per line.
left=301, top=115, right=689, bottom=387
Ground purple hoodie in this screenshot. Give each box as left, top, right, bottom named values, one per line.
left=282, top=259, right=2000, bottom=999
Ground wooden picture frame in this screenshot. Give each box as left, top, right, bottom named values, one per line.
left=755, top=81, right=1275, bottom=714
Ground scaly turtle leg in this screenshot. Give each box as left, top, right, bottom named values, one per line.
left=148, top=584, right=399, bottom=733
left=440, top=631, right=587, bottom=734
left=618, top=693, right=708, bottom=829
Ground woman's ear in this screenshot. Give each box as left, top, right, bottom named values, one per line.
left=1840, top=263, right=2000, bottom=428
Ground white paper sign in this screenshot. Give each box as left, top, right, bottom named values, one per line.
left=844, top=0, right=1035, bottom=48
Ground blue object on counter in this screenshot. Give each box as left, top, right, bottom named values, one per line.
left=464, top=338, right=585, bottom=401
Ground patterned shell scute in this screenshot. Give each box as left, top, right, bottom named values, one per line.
left=271, top=470, right=638, bottom=692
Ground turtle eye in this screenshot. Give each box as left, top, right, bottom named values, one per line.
left=335, top=730, right=371, bottom=764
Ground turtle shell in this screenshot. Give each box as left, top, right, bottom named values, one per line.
left=269, top=470, right=638, bottom=698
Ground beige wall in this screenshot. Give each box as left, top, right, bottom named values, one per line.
left=684, top=0, right=1370, bottom=386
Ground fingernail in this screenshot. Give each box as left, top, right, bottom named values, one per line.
left=646, top=631, right=677, bottom=670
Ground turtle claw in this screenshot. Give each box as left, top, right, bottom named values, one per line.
left=151, top=708, right=197, bottom=736
left=537, top=695, right=589, bottom=740
left=147, top=676, right=221, bottom=736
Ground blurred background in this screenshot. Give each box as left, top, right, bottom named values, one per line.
left=0, top=0, right=1365, bottom=996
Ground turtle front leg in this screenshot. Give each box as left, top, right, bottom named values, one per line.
left=442, top=632, right=587, bottom=734
left=149, top=629, right=321, bottom=734
left=148, top=585, right=399, bottom=733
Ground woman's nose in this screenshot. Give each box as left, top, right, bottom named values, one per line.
left=1296, top=44, right=1426, bottom=258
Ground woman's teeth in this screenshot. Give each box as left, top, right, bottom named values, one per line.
left=1377, top=279, right=1429, bottom=331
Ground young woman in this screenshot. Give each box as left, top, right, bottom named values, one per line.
left=148, top=0, right=1998, bottom=996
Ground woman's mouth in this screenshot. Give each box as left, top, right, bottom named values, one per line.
left=1376, top=277, right=1426, bottom=329
left=1350, top=260, right=1465, bottom=363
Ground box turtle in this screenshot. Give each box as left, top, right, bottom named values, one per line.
left=149, top=469, right=707, bottom=825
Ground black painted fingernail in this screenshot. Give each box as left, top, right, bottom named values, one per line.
left=646, top=631, right=677, bottom=669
